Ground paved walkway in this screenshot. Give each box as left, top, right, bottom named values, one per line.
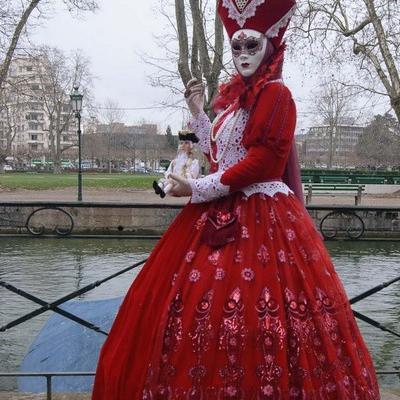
left=0, top=187, right=399, bottom=207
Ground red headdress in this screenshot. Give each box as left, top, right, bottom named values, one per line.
left=217, top=0, right=296, bottom=48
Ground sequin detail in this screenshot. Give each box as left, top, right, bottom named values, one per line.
left=188, top=290, right=214, bottom=398
left=255, top=287, right=286, bottom=399
left=218, top=288, right=247, bottom=397
left=222, top=0, right=265, bottom=28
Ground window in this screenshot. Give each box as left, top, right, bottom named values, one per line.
left=30, top=144, right=38, bottom=151
left=31, top=134, right=38, bottom=141
left=28, top=122, right=38, bottom=130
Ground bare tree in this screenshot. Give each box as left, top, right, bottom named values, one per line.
left=0, top=86, right=19, bottom=156
left=100, top=99, right=126, bottom=173
left=0, top=72, right=34, bottom=170
left=357, top=113, right=400, bottom=168
left=292, top=0, right=400, bottom=122
left=0, top=0, right=98, bottom=92
left=144, top=0, right=225, bottom=117
left=311, top=80, right=355, bottom=168
left=0, top=0, right=40, bottom=91
left=32, top=46, right=93, bottom=173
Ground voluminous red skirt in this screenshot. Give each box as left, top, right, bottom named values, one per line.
left=92, top=192, right=380, bottom=400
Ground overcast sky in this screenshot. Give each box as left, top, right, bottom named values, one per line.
left=31, top=0, right=360, bottom=135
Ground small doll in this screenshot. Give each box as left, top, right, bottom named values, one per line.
left=153, top=130, right=200, bottom=198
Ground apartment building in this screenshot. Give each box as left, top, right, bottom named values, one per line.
left=303, top=124, right=365, bottom=167
left=0, top=57, right=76, bottom=158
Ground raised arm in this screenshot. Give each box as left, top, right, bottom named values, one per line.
left=184, top=78, right=211, bottom=154
left=188, top=111, right=211, bottom=155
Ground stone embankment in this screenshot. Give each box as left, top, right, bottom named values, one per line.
left=0, top=187, right=399, bottom=238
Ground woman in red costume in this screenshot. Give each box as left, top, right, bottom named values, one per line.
left=92, top=0, right=380, bottom=398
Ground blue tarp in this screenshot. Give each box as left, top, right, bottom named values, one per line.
left=18, top=297, right=122, bottom=393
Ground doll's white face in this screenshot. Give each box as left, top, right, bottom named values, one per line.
left=179, top=140, right=192, bottom=153
left=231, top=29, right=268, bottom=77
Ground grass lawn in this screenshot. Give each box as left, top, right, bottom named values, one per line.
left=0, top=172, right=162, bottom=190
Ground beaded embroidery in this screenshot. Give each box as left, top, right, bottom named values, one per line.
left=257, top=244, right=270, bottom=265
left=140, top=286, right=379, bottom=399
left=255, top=287, right=285, bottom=398
left=188, top=290, right=215, bottom=397
left=222, top=0, right=265, bottom=28
left=234, top=0, right=250, bottom=12
left=153, top=291, right=185, bottom=398
left=218, top=287, right=247, bottom=397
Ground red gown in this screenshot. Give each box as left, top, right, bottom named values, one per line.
left=92, top=82, right=380, bottom=400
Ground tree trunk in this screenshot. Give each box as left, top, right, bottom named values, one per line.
left=175, top=0, right=224, bottom=119
left=175, top=0, right=192, bottom=86
left=391, top=96, right=400, bottom=123
left=54, top=103, right=62, bottom=174
left=0, top=0, right=41, bottom=90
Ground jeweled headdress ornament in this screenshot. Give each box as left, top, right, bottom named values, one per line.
left=218, top=0, right=296, bottom=47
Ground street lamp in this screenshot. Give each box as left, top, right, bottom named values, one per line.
left=70, top=86, right=83, bottom=201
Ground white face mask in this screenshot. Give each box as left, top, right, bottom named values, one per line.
left=231, top=29, right=268, bottom=78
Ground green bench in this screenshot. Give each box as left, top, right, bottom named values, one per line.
left=392, top=177, right=400, bottom=184
left=319, top=175, right=351, bottom=184
left=305, top=184, right=365, bottom=205
left=301, top=175, right=314, bottom=183
left=355, top=176, right=387, bottom=184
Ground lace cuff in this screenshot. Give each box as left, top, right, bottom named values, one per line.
left=188, top=172, right=230, bottom=204
left=188, top=111, right=211, bottom=154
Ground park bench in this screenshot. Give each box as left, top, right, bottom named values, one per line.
left=301, top=175, right=314, bottom=183
left=305, top=184, right=365, bottom=205
left=319, top=175, right=351, bottom=184
left=355, top=176, right=387, bottom=184
left=392, top=177, right=400, bottom=184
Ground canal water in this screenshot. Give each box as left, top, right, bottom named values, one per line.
left=0, top=238, right=399, bottom=391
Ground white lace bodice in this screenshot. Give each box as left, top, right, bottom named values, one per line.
left=188, top=109, right=292, bottom=203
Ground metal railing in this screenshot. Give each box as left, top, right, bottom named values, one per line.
left=1, top=370, right=400, bottom=399
left=1, top=262, right=399, bottom=392
left=0, top=202, right=399, bottom=397
left=0, top=201, right=399, bottom=239
left=0, top=372, right=94, bottom=400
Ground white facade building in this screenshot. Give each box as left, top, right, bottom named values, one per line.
left=304, top=124, right=365, bottom=167
left=0, top=57, right=76, bottom=160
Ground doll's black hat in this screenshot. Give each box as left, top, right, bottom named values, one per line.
left=178, top=129, right=199, bottom=143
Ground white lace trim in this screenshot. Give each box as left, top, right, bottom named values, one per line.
left=221, top=0, right=265, bottom=28
left=243, top=181, right=293, bottom=198
left=188, top=111, right=211, bottom=154
left=188, top=94, right=293, bottom=204
left=265, top=5, right=296, bottom=38
left=217, top=109, right=249, bottom=171
left=188, top=171, right=230, bottom=204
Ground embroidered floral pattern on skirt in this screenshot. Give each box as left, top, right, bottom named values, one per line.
left=92, top=192, right=380, bottom=400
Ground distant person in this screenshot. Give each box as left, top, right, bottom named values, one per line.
left=153, top=130, right=200, bottom=198
left=93, top=0, right=379, bottom=397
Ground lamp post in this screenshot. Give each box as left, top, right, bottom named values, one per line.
left=70, top=86, right=83, bottom=202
